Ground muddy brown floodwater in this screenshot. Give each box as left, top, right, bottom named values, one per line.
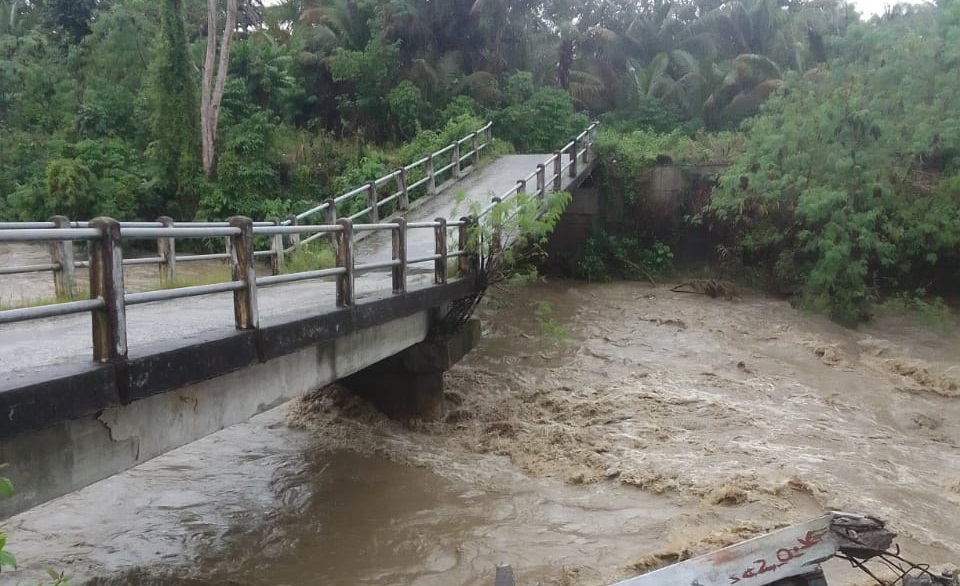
left=3, top=279, right=960, bottom=586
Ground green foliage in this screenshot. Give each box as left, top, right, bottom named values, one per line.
left=283, top=242, right=336, bottom=274
left=494, top=73, right=589, bottom=152
left=328, top=35, right=400, bottom=138
left=456, top=188, right=571, bottom=275
left=599, top=97, right=685, bottom=134
left=145, top=0, right=200, bottom=219
left=701, top=5, right=960, bottom=322
left=882, top=291, right=956, bottom=330
left=594, top=129, right=741, bottom=206
left=387, top=81, right=427, bottom=140
left=0, top=467, right=13, bottom=572
left=200, top=111, right=283, bottom=220
left=574, top=231, right=673, bottom=281
left=533, top=300, right=568, bottom=343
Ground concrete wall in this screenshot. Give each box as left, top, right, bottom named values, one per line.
left=544, top=179, right=601, bottom=275
left=0, top=311, right=430, bottom=518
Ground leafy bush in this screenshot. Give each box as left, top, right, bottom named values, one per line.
left=574, top=230, right=673, bottom=282
left=493, top=72, right=589, bottom=153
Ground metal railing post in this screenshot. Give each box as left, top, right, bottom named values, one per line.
left=228, top=216, right=259, bottom=330
left=582, top=132, right=590, bottom=163
left=157, top=216, right=176, bottom=284
left=426, top=155, right=437, bottom=197
left=324, top=198, right=338, bottom=255
left=270, top=217, right=284, bottom=276
left=536, top=164, right=546, bottom=198
left=434, top=217, right=447, bottom=284
left=458, top=216, right=477, bottom=278
left=366, top=180, right=379, bottom=222
left=336, top=218, right=354, bottom=307
left=516, top=179, right=526, bottom=197
left=452, top=142, right=461, bottom=180
left=88, top=217, right=127, bottom=362
left=392, top=218, right=406, bottom=294
left=489, top=197, right=503, bottom=262
left=285, top=214, right=300, bottom=251
left=471, top=132, right=480, bottom=167
left=569, top=137, right=579, bottom=178
left=397, top=167, right=409, bottom=211
left=49, top=215, right=76, bottom=299
left=553, top=152, right=562, bottom=190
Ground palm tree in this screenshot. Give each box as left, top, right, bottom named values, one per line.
left=703, top=52, right=781, bottom=127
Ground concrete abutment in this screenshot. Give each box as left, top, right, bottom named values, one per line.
left=343, top=319, right=481, bottom=420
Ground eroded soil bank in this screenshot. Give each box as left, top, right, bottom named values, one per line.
left=3, top=280, right=959, bottom=585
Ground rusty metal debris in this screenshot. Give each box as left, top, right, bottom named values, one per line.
left=494, top=512, right=955, bottom=586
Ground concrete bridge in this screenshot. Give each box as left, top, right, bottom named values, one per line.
left=0, top=122, right=600, bottom=517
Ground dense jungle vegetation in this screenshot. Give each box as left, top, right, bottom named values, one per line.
left=0, top=0, right=957, bottom=321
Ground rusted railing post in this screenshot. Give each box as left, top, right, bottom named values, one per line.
left=553, top=152, right=562, bottom=190
left=516, top=179, right=527, bottom=197
left=569, top=137, right=579, bottom=178
left=88, top=217, right=127, bottom=362
left=157, top=216, right=176, bottom=284
left=392, top=218, right=406, bottom=294
left=452, top=141, right=461, bottom=180
left=471, top=132, right=480, bottom=167
left=434, top=217, right=447, bottom=284
left=426, top=154, right=437, bottom=197
left=536, top=164, right=546, bottom=198
left=285, top=214, right=300, bottom=251
left=336, top=218, right=354, bottom=307
left=458, top=216, right=477, bottom=278
left=366, top=180, right=379, bottom=222
left=228, top=216, right=258, bottom=330
left=397, top=167, right=409, bottom=211
left=270, top=218, right=284, bottom=276
left=49, top=215, right=76, bottom=299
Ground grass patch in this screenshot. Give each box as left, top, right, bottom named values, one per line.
left=283, top=242, right=336, bottom=274
left=0, top=288, right=90, bottom=311
left=880, top=292, right=956, bottom=330
left=155, top=266, right=233, bottom=290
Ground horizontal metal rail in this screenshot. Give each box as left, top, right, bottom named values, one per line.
left=0, top=298, right=105, bottom=325
left=125, top=281, right=244, bottom=306
left=0, top=263, right=59, bottom=275
left=290, top=122, right=492, bottom=224
left=354, top=259, right=400, bottom=273
left=0, top=228, right=99, bottom=241
left=256, top=267, right=346, bottom=287
left=177, top=253, right=230, bottom=263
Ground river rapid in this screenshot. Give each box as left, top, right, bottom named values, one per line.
left=3, top=279, right=960, bottom=586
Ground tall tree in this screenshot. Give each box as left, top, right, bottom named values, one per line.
left=147, top=0, right=201, bottom=217
left=200, top=0, right=238, bottom=178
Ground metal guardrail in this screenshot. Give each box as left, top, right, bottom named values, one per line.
left=287, top=121, right=494, bottom=249
left=0, top=217, right=474, bottom=363
left=0, top=121, right=600, bottom=364
left=474, top=122, right=600, bottom=267
left=0, top=122, right=495, bottom=288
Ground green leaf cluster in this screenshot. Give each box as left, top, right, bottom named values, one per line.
left=703, top=5, right=960, bottom=322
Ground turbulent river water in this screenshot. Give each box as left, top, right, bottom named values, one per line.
left=3, top=272, right=960, bottom=585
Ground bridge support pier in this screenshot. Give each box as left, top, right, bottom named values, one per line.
left=343, top=318, right=480, bottom=420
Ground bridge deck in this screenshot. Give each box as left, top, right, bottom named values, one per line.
left=0, top=154, right=586, bottom=380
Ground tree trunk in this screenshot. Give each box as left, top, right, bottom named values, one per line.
left=200, top=0, right=237, bottom=179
